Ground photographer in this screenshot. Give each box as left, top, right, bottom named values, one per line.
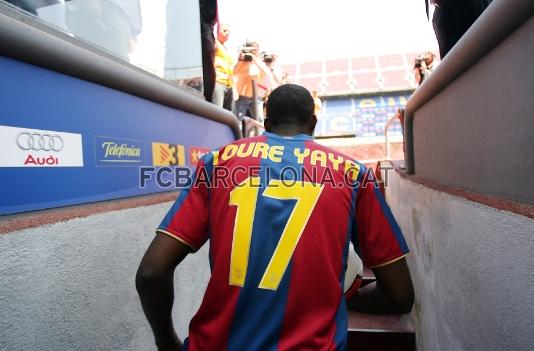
left=414, top=52, right=436, bottom=86
left=261, top=51, right=284, bottom=91
left=233, top=40, right=272, bottom=121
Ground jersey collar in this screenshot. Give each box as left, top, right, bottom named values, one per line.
left=262, top=131, right=312, bottom=141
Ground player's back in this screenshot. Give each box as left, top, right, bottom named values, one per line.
left=153, top=83, right=409, bottom=350
left=184, top=132, right=362, bottom=351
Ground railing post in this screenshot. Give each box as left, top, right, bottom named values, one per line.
left=251, top=79, right=258, bottom=121
left=384, top=109, right=402, bottom=161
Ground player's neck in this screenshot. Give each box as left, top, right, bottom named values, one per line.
left=268, top=124, right=311, bottom=137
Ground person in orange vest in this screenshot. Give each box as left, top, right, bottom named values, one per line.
left=233, top=39, right=272, bottom=121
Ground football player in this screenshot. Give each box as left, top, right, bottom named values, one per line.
left=136, top=84, right=414, bottom=351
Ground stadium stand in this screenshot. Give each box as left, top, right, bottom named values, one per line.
left=282, top=52, right=420, bottom=95
left=279, top=52, right=421, bottom=144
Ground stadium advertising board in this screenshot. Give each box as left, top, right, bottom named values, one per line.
left=0, top=56, right=235, bottom=215
left=315, top=94, right=409, bottom=137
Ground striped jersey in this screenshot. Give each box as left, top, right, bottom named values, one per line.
left=157, top=132, right=409, bottom=351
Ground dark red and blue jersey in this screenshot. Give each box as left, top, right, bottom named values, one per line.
left=157, top=132, right=409, bottom=351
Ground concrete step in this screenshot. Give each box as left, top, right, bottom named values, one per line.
left=347, top=267, right=415, bottom=351
left=347, top=311, right=415, bottom=351
left=316, top=136, right=404, bottom=162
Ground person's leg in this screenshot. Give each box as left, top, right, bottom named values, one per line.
left=432, top=7, right=449, bottom=59
left=432, top=3, right=477, bottom=58
left=223, top=86, right=234, bottom=112
left=235, top=96, right=248, bottom=121
left=244, top=98, right=254, bottom=119
left=200, top=22, right=215, bottom=101
left=255, top=97, right=264, bottom=122
left=211, top=83, right=226, bottom=108
left=235, top=96, right=252, bottom=121
left=229, top=93, right=236, bottom=115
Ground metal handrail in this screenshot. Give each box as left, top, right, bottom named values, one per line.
left=247, top=117, right=265, bottom=129
left=384, top=109, right=403, bottom=160
left=242, top=117, right=265, bottom=138
left=251, top=79, right=259, bottom=121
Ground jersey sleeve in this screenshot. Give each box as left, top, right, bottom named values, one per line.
left=156, top=154, right=213, bottom=251
left=351, top=169, right=409, bottom=268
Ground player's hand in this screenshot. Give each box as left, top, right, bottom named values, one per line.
left=156, top=332, right=183, bottom=351
left=157, top=339, right=182, bottom=351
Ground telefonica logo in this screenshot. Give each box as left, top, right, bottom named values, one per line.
left=95, top=136, right=145, bottom=166
left=102, top=142, right=141, bottom=158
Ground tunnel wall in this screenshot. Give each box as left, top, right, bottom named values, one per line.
left=404, top=0, right=534, bottom=205
left=0, top=202, right=210, bottom=350
left=384, top=169, right=534, bottom=351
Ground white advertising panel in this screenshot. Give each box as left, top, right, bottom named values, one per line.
left=0, top=125, right=83, bottom=167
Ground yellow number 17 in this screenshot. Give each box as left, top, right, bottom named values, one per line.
left=228, top=176, right=324, bottom=291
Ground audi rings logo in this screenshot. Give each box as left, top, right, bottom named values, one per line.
left=16, top=132, right=64, bottom=152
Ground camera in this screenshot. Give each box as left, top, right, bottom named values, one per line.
left=262, top=53, right=274, bottom=64
left=261, top=51, right=276, bottom=63
left=414, top=55, right=425, bottom=69
left=240, top=46, right=256, bottom=62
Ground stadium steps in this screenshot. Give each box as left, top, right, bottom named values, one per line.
left=347, top=268, right=415, bottom=350
left=347, top=201, right=415, bottom=349
left=347, top=311, right=415, bottom=351
left=315, top=137, right=404, bottom=169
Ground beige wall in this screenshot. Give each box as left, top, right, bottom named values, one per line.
left=413, top=17, right=534, bottom=204
left=385, top=170, right=534, bottom=351
left=0, top=202, right=210, bottom=350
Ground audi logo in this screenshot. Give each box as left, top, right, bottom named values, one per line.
left=16, top=132, right=64, bottom=152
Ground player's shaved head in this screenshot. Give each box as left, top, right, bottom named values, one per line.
left=265, top=84, right=316, bottom=135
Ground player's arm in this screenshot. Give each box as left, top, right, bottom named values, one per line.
left=136, top=233, right=193, bottom=350
left=347, top=167, right=414, bottom=314
left=347, top=258, right=414, bottom=314
left=253, top=54, right=271, bottom=74
left=136, top=154, right=212, bottom=350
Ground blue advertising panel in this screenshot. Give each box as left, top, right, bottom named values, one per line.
left=0, top=56, right=235, bottom=215
left=315, top=94, right=409, bottom=137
